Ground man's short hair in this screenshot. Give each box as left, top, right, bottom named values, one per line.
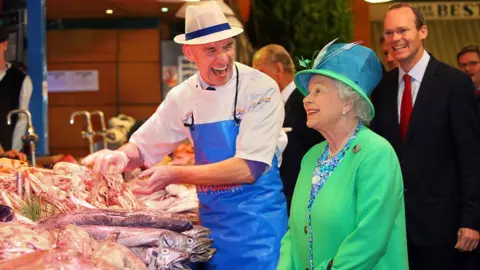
left=457, top=45, right=480, bottom=61
left=388, top=3, right=426, bottom=29
left=257, top=44, right=296, bottom=74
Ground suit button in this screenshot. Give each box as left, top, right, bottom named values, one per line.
left=304, top=226, right=308, bottom=234
left=404, top=188, right=407, bottom=192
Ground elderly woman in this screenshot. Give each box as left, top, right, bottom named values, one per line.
left=277, top=41, right=409, bottom=270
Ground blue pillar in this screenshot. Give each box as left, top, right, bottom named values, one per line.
left=27, top=0, right=48, bottom=156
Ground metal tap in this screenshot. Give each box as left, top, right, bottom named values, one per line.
left=70, top=111, right=95, bottom=154
left=90, top=110, right=108, bottom=150
left=7, top=109, right=38, bottom=167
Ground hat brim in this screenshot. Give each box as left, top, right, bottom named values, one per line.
left=294, top=69, right=375, bottom=118
left=174, top=27, right=243, bottom=45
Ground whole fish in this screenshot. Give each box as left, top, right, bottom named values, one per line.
left=92, top=239, right=147, bottom=270
left=189, top=248, right=216, bottom=263
left=147, top=247, right=190, bottom=270
left=132, top=246, right=216, bottom=265
left=0, top=204, right=13, bottom=222
left=80, top=225, right=213, bottom=253
left=181, top=225, right=211, bottom=239
left=37, top=209, right=193, bottom=232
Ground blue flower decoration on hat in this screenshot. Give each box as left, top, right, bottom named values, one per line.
left=294, top=38, right=383, bottom=118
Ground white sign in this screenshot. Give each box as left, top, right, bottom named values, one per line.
left=370, top=2, right=480, bottom=21
left=177, top=56, right=198, bottom=84
left=47, top=70, right=99, bottom=92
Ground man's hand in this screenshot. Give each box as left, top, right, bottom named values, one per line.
left=1, top=150, right=27, bottom=162
left=132, top=166, right=178, bottom=195
left=455, top=228, right=479, bottom=252
left=81, top=149, right=129, bottom=175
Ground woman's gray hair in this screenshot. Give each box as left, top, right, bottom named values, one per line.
left=335, top=81, right=373, bottom=124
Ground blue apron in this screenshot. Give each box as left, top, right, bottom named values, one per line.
left=185, top=65, right=288, bottom=270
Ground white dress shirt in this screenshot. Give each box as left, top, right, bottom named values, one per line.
left=397, top=50, right=430, bottom=123
left=281, top=81, right=296, bottom=103
left=0, top=63, right=33, bottom=150
left=130, top=62, right=287, bottom=169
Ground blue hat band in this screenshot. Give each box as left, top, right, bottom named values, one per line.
left=185, top=23, right=231, bottom=41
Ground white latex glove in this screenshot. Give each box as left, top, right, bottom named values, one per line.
left=133, top=166, right=177, bottom=195
left=81, top=149, right=129, bottom=175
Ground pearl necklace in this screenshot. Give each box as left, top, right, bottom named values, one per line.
left=327, top=123, right=358, bottom=159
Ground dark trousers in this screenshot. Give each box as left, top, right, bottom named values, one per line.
left=408, top=239, right=478, bottom=270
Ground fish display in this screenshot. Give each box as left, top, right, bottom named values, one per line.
left=37, top=209, right=193, bottom=232
left=81, top=225, right=212, bottom=252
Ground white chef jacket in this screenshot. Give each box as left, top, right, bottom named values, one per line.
left=130, top=62, right=287, bottom=169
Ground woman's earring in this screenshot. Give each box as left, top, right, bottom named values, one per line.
left=342, top=111, right=346, bottom=116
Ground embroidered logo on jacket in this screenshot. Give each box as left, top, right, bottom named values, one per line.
left=197, top=184, right=243, bottom=195
left=252, top=97, right=271, bottom=108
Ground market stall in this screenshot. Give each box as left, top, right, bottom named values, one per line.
left=0, top=157, right=214, bottom=270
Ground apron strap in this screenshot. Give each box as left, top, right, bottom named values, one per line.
left=183, top=113, right=195, bottom=130
left=186, top=64, right=240, bottom=131
left=233, top=64, right=240, bottom=125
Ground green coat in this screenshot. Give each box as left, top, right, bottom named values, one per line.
left=277, top=126, right=409, bottom=270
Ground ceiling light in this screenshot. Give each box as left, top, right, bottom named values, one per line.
left=106, top=9, right=113, bottom=14
left=161, top=7, right=168, bottom=12
left=176, top=0, right=235, bottom=18
left=364, top=0, right=393, bottom=3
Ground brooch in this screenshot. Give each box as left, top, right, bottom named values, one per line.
left=352, top=144, right=361, bottom=153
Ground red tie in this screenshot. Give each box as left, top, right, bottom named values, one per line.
left=400, top=74, right=412, bottom=141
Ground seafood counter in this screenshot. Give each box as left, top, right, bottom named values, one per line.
left=0, top=158, right=214, bottom=269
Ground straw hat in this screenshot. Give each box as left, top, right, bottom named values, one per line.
left=174, top=1, right=243, bottom=45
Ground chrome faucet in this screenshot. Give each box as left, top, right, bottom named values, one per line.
left=6, top=109, right=38, bottom=167
left=69, top=111, right=95, bottom=154
left=90, top=110, right=108, bottom=150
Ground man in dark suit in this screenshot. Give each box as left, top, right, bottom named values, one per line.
left=379, top=35, right=398, bottom=72
left=252, top=44, right=323, bottom=214
left=457, top=45, right=480, bottom=113
left=370, top=3, right=480, bottom=270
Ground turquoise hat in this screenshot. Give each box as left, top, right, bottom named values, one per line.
left=294, top=39, right=382, bottom=118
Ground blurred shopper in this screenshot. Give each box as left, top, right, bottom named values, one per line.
left=253, top=44, right=324, bottom=214
left=0, top=27, right=33, bottom=153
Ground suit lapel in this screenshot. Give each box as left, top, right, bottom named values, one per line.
left=284, top=89, right=300, bottom=122
left=386, top=69, right=403, bottom=152
left=403, top=57, right=440, bottom=147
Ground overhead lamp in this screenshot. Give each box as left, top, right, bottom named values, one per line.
left=106, top=9, right=114, bottom=15
left=176, top=0, right=243, bottom=28
left=175, top=0, right=235, bottom=18
left=161, top=7, right=169, bottom=12
left=364, top=0, right=393, bottom=3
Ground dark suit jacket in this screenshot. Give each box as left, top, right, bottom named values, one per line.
left=370, top=55, right=480, bottom=246
left=476, top=93, right=480, bottom=115
left=281, top=89, right=324, bottom=214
